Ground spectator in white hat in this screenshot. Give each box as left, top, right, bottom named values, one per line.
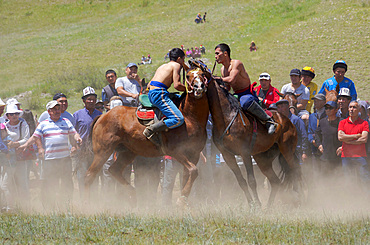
left=254, top=72, right=281, bottom=109
left=72, top=87, right=102, bottom=198
left=20, top=100, right=82, bottom=208
left=2, top=103, right=30, bottom=211
left=336, top=88, right=352, bottom=120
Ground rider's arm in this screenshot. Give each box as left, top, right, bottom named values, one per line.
left=173, top=65, right=186, bottom=92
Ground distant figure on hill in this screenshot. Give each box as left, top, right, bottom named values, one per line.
left=164, top=50, right=170, bottom=60
left=203, top=12, right=207, bottom=22
left=193, top=47, right=201, bottom=58
left=200, top=45, right=206, bottom=54
left=195, top=13, right=202, bottom=24
left=186, top=48, right=192, bottom=58
left=249, top=41, right=257, bottom=52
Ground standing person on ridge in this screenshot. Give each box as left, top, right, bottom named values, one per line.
left=214, top=43, right=276, bottom=134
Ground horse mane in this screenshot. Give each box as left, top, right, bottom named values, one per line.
left=177, top=92, right=187, bottom=110
left=214, top=78, right=242, bottom=111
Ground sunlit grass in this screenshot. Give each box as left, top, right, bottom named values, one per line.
left=0, top=207, right=369, bottom=243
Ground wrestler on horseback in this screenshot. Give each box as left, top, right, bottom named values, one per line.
left=214, top=43, right=276, bottom=134
left=143, top=48, right=187, bottom=143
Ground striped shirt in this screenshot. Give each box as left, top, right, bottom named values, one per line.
left=34, top=117, right=76, bottom=160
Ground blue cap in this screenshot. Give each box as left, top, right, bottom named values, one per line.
left=333, top=60, right=347, bottom=71
left=126, top=63, right=138, bottom=68
left=325, top=101, right=337, bottom=108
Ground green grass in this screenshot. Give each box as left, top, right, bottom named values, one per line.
left=1, top=0, right=369, bottom=113
left=0, top=209, right=369, bottom=243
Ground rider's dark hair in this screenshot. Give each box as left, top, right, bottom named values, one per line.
left=169, top=48, right=185, bottom=61
left=215, top=43, right=231, bottom=57
left=105, top=69, right=116, bottom=77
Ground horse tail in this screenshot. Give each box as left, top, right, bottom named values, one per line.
left=277, top=153, right=299, bottom=186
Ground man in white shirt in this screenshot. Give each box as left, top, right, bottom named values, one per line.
left=281, top=68, right=310, bottom=120
left=115, top=63, right=143, bottom=107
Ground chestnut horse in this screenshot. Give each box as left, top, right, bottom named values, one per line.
left=84, top=67, right=209, bottom=206
left=276, top=91, right=301, bottom=115
left=190, top=61, right=302, bottom=208
left=324, top=84, right=340, bottom=102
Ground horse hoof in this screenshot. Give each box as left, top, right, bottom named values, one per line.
left=176, top=196, right=189, bottom=208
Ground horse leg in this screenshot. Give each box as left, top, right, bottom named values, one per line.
left=241, top=154, right=261, bottom=208
left=253, top=151, right=281, bottom=208
left=108, top=151, right=137, bottom=207
left=175, top=155, right=199, bottom=207
left=84, top=149, right=113, bottom=201
left=221, top=151, right=254, bottom=207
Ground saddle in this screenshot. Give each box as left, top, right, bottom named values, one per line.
left=136, top=93, right=183, bottom=126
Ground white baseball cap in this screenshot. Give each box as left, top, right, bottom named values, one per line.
left=46, top=100, right=60, bottom=110
left=259, top=72, right=271, bottom=80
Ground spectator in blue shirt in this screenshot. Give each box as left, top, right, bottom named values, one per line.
left=276, top=99, right=309, bottom=163
left=318, top=60, right=357, bottom=101
left=73, top=87, right=102, bottom=198
left=308, top=94, right=327, bottom=155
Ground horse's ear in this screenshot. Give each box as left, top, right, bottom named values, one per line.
left=276, top=91, right=284, bottom=98
left=335, top=84, right=340, bottom=93
left=325, top=87, right=329, bottom=93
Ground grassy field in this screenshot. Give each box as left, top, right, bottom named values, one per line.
left=1, top=208, right=369, bottom=244
left=1, top=0, right=369, bottom=113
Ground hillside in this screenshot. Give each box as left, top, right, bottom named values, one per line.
left=0, top=0, right=369, bottom=113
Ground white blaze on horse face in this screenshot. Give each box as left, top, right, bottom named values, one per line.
left=190, top=70, right=205, bottom=98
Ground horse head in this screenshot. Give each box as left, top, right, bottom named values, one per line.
left=325, top=85, right=339, bottom=102
left=186, top=67, right=208, bottom=99
left=283, top=92, right=299, bottom=115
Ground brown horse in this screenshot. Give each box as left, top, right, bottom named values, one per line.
left=84, top=67, right=209, bottom=206
left=324, top=84, right=340, bottom=102
left=190, top=61, right=302, bottom=208
left=276, top=91, right=301, bottom=115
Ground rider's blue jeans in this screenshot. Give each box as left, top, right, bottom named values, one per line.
left=148, top=88, right=184, bottom=129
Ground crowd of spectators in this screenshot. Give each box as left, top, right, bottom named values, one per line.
left=0, top=55, right=368, bottom=212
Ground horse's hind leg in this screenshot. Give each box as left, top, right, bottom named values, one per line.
left=85, top=148, right=113, bottom=200
left=221, top=151, right=254, bottom=207
left=241, top=154, right=261, bottom=208
left=253, top=151, right=280, bottom=208
left=108, top=150, right=137, bottom=206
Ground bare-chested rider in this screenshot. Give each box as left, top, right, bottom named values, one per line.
left=143, top=48, right=186, bottom=142
left=214, top=43, right=276, bottom=134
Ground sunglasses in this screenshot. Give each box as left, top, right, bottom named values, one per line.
left=7, top=113, right=20, bottom=116
left=324, top=107, right=335, bottom=110
left=96, top=106, right=104, bottom=109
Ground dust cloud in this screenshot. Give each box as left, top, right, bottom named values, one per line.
left=19, top=157, right=370, bottom=221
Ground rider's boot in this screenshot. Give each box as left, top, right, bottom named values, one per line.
left=143, top=120, right=168, bottom=145
left=247, top=100, right=276, bottom=135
